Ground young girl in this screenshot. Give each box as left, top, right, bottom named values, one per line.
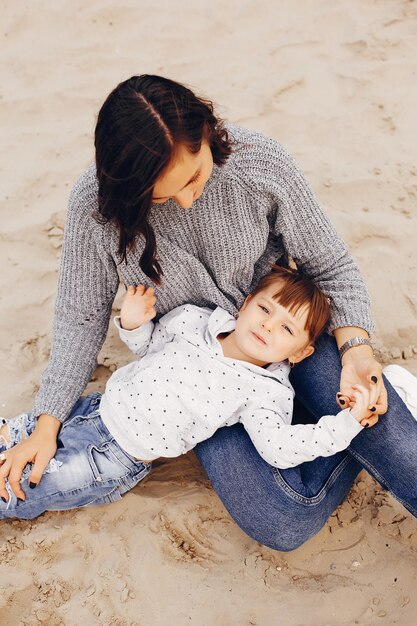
left=0, top=267, right=380, bottom=519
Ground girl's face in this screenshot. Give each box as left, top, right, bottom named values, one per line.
left=151, top=140, right=214, bottom=209
left=233, top=283, right=315, bottom=367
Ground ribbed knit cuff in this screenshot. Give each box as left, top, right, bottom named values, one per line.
left=328, top=305, right=375, bottom=336
left=32, top=391, right=76, bottom=423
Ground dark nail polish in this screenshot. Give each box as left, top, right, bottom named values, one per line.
left=1, top=496, right=7, bottom=503
left=17, top=496, right=25, bottom=502
left=370, top=406, right=376, bottom=412
left=339, top=399, right=345, bottom=405
left=371, top=376, right=378, bottom=383
left=29, top=482, right=37, bottom=489
left=365, top=423, right=370, bottom=428
left=336, top=392, right=342, bottom=397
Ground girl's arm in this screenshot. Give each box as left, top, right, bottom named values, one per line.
left=115, top=284, right=179, bottom=357
left=114, top=318, right=154, bottom=357
left=114, top=284, right=157, bottom=356
left=239, top=405, right=364, bottom=470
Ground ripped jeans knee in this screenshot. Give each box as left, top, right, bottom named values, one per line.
left=0, top=412, right=37, bottom=451
left=0, top=397, right=151, bottom=520
left=0, top=412, right=63, bottom=492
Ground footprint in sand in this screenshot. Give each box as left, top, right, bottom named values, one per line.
left=44, top=211, right=65, bottom=251
left=11, top=333, right=49, bottom=373
left=150, top=505, right=232, bottom=565
left=375, top=344, right=417, bottom=363
left=369, top=490, right=417, bottom=549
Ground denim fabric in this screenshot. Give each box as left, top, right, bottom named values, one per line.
left=0, top=393, right=151, bottom=520
left=292, top=334, right=417, bottom=518
left=195, top=334, right=417, bottom=551
left=2, top=336, right=416, bottom=548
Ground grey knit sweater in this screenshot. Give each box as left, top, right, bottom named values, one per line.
left=33, top=125, right=373, bottom=422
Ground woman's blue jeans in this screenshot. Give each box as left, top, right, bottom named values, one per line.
left=195, top=334, right=417, bottom=551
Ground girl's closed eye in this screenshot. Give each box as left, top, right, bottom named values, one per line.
left=258, top=305, right=269, bottom=314
left=283, top=324, right=293, bottom=335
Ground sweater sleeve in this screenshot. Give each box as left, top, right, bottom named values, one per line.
left=233, top=129, right=374, bottom=334
left=240, top=406, right=363, bottom=469
left=32, top=167, right=120, bottom=422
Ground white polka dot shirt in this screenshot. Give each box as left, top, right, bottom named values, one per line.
left=99, top=305, right=363, bottom=468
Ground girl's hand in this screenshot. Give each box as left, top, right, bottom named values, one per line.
left=0, top=414, right=60, bottom=501
left=337, top=352, right=388, bottom=428
left=349, top=384, right=374, bottom=425
left=120, top=285, right=157, bottom=330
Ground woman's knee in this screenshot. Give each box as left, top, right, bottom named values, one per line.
left=195, top=425, right=341, bottom=551
left=231, top=499, right=326, bottom=552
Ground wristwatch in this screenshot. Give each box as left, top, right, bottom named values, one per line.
left=339, top=336, right=373, bottom=360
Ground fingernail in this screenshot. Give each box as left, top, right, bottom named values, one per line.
left=371, top=376, right=378, bottom=383
left=336, top=392, right=342, bottom=397
left=29, top=482, right=37, bottom=489
left=370, top=406, right=376, bottom=412
left=1, top=496, right=7, bottom=503
left=17, top=496, right=25, bottom=502
left=339, top=399, right=345, bottom=405
left=365, top=423, right=370, bottom=428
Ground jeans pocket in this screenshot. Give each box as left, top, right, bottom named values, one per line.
left=87, top=441, right=149, bottom=484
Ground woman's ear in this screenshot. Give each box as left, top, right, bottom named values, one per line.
left=289, top=344, right=315, bottom=364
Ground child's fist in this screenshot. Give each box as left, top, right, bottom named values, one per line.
left=120, top=285, right=157, bottom=330
left=349, top=384, right=376, bottom=427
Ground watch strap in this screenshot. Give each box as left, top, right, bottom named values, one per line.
left=339, top=336, right=373, bottom=359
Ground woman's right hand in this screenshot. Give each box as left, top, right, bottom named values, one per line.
left=0, top=413, right=60, bottom=502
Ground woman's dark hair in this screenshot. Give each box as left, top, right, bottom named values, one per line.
left=94, top=74, right=233, bottom=283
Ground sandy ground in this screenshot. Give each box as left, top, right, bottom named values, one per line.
left=1, top=1, right=417, bottom=624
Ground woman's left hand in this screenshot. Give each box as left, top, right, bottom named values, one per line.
left=338, top=353, right=388, bottom=426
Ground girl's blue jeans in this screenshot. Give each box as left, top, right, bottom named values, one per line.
left=1, top=334, right=416, bottom=551
left=0, top=393, right=151, bottom=520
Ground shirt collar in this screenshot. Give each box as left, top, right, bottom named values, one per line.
left=206, top=306, right=237, bottom=345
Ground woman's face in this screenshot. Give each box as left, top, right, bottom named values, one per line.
left=151, top=140, right=214, bottom=209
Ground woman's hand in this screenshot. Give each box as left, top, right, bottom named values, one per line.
left=0, top=414, right=60, bottom=502
left=120, top=285, right=157, bottom=331
left=338, top=350, right=388, bottom=427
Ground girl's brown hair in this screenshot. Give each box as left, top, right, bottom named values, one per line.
left=249, top=265, right=331, bottom=343
left=94, top=75, right=233, bottom=283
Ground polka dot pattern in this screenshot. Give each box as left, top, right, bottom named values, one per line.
left=101, top=306, right=362, bottom=464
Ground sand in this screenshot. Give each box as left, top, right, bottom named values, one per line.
left=1, top=1, right=416, bottom=624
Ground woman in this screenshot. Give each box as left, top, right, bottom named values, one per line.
left=1, top=75, right=415, bottom=549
